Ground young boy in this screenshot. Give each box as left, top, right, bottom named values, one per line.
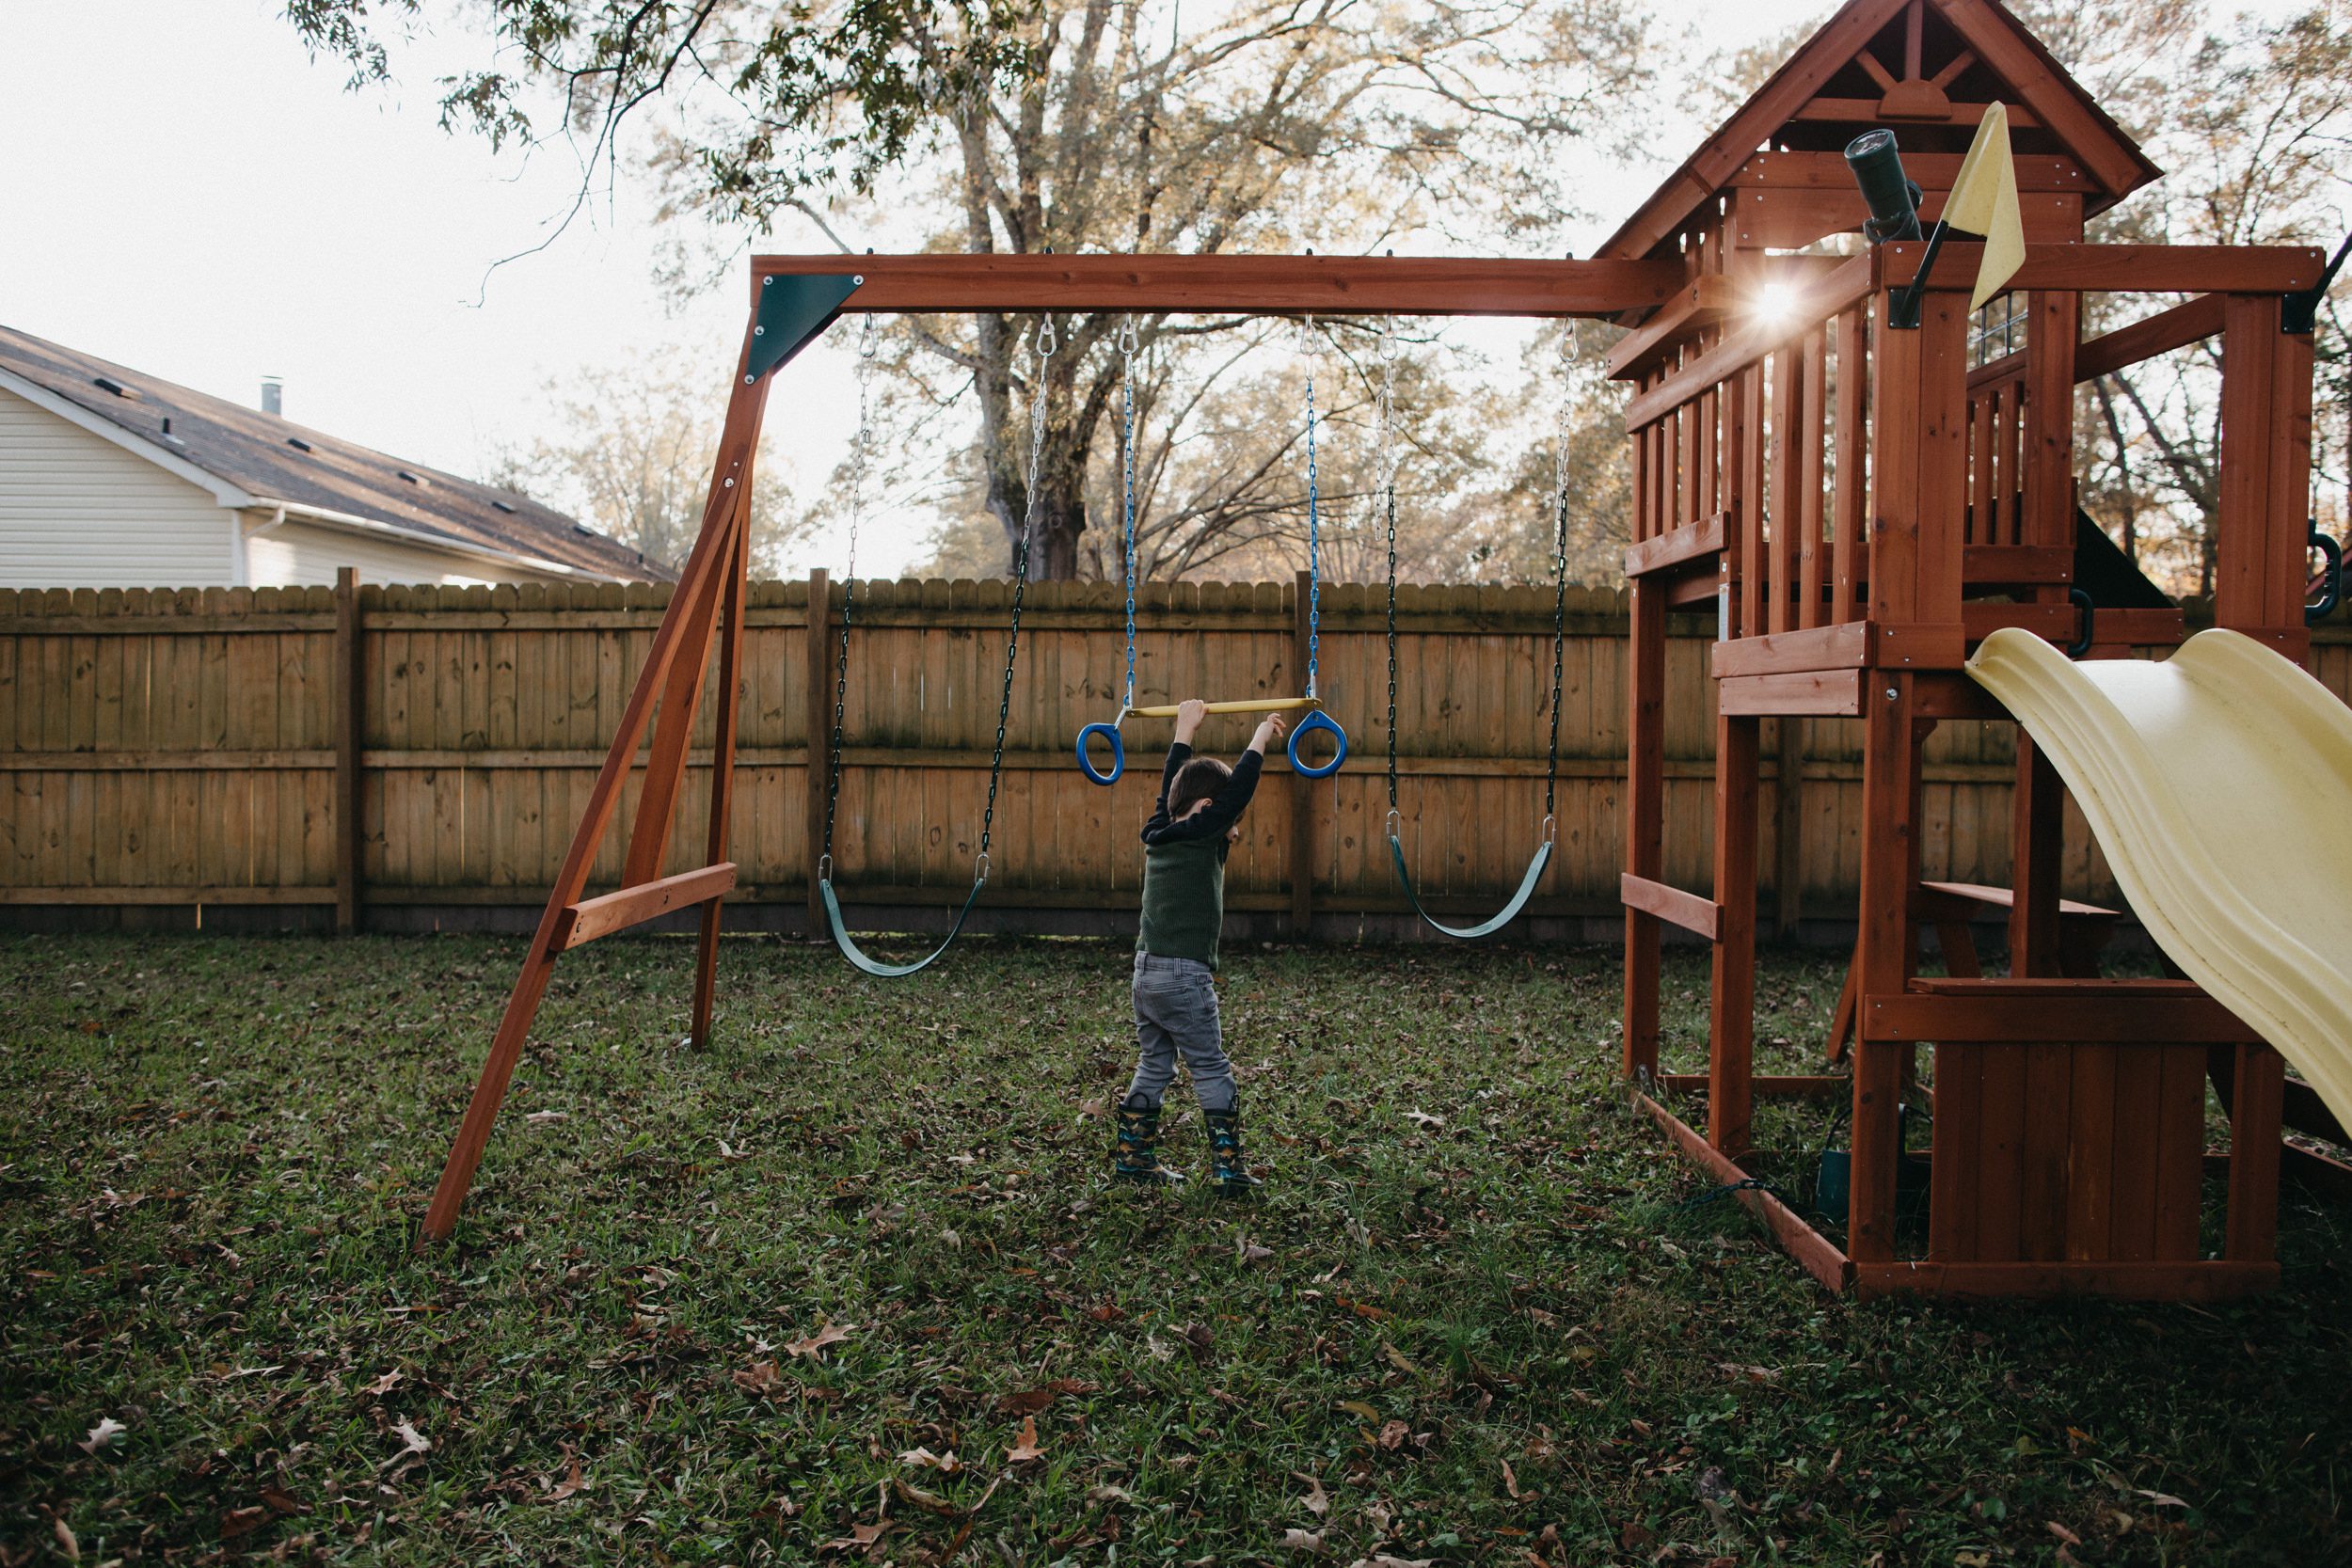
left=1114, top=698, right=1287, bottom=1195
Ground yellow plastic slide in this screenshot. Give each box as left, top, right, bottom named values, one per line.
left=1966, top=627, right=2352, bottom=1134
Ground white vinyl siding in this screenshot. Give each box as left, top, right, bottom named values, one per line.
left=241, top=514, right=567, bottom=589
left=0, top=388, right=232, bottom=587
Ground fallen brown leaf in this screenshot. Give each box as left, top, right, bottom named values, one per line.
left=1376, top=1418, right=1409, bottom=1451
left=362, top=1369, right=403, bottom=1396
left=1280, top=1527, right=1326, bottom=1553
left=219, top=1506, right=268, bottom=1540
left=1007, top=1415, right=1044, bottom=1464
left=785, top=1321, right=853, bottom=1358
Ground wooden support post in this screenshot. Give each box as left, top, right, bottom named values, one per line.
left=2226, top=1042, right=2284, bottom=1262
left=420, top=331, right=771, bottom=1246
left=1623, top=578, right=1665, bottom=1082
left=1291, top=568, right=1315, bottom=939
left=691, top=504, right=755, bottom=1047
left=2009, top=736, right=2064, bottom=976
left=621, top=557, right=730, bottom=888
left=2022, top=291, right=2078, bottom=552
left=1773, top=717, right=1805, bottom=938
left=331, top=566, right=363, bottom=936
left=1850, top=676, right=1917, bottom=1263
left=805, top=568, right=833, bottom=933
left=1709, top=711, right=1759, bottom=1158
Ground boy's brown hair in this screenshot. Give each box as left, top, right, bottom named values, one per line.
left=1170, top=756, right=1232, bottom=818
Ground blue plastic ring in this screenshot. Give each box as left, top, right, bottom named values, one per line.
left=1287, top=709, right=1348, bottom=779
left=1075, top=721, right=1125, bottom=785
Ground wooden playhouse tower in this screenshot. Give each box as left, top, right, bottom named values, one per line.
left=1607, top=0, right=2330, bottom=1298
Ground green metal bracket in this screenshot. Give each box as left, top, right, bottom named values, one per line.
left=744, top=273, right=863, bottom=384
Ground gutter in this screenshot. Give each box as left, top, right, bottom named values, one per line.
left=242, top=498, right=626, bottom=582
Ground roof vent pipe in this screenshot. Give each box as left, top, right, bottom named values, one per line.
left=261, top=377, right=283, bottom=417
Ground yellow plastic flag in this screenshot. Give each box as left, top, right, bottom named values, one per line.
left=1942, top=102, right=2026, bottom=311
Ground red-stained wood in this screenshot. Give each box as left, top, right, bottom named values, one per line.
left=1625, top=257, right=1872, bottom=430
left=1867, top=982, right=2263, bottom=1044
left=1605, top=274, right=1740, bottom=378
left=755, top=252, right=1686, bottom=317
left=2217, top=294, right=2281, bottom=634
left=1931, top=1041, right=1984, bottom=1259
left=2227, top=1044, right=2285, bottom=1262
left=2267, top=324, right=2318, bottom=632
left=1974, top=1042, right=2028, bottom=1261
left=1622, top=579, right=1665, bottom=1084
left=1831, top=306, right=1867, bottom=626
left=2017, top=1038, right=2075, bottom=1260
left=1620, top=872, right=1720, bottom=940
left=1621, top=513, right=1726, bottom=578
left=1709, top=713, right=1759, bottom=1157
left=1767, top=345, right=1799, bottom=637
left=1849, top=673, right=1915, bottom=1263
left=621, top=531, right=731, bottom=888
left=1660, top=1073, right=1851, bottom=1101
left=1878, top=242, right=2323, bottom=297
left=420, top=319, right=771, bottom=1246
left=1638, top=1092, right=1855, bottom=1293
left=1914, top=295, right=1970, bottom=627
left=1799, top=327, right=1828, bottom=628
left=691, top=510, right=754, bottom=1046
left=1719, top=670, right=1863, bottom=717
left=1854, top=1259, right=2277, bottom=1301
left=2107, top=1042, right=2164, bottom=1262
left=554, top=862, right=740, bottom=952
left=2151, top=1043, right=2207, bottom=1260
left=2067, top=1042, right=2120, bottom=1261
left=2010, top=736, right=2066, bottom=979
left=1825, top=956, right=1859, bottom=1068
left=1738, top=368, right=1766, bottom=638
left=2074, top=293, right=2220, bottom=384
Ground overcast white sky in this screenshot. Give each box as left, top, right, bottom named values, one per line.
left=0, top=0, right=1946, bottom=575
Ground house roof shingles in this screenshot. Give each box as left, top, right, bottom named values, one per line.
left=0, top=324, right=668, bottom=582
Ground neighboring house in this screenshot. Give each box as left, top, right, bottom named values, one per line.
left=0, top=325, right=670, bottom=589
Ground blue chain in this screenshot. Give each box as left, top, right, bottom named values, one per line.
left=1303, top=316, right=1322, bottom=699
left=1119, top=321, right=1139, bottom=709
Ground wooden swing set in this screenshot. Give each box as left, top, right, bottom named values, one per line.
left=421, top=0, right=2341, bottom=1307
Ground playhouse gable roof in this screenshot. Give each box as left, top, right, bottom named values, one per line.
left=1597, top=0, right=2161, bottom=264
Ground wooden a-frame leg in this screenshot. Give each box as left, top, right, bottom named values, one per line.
left=691, top=504, right=754, bottom=1048
left=1622, top=578, right=1665, bottom=1085
left=418, top=353, right=771, bottom=1245
left=1709, top=711, right=1758, bottom=1157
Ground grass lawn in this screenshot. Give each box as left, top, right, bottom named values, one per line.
left=3, top=932, right=2348, bottom=1566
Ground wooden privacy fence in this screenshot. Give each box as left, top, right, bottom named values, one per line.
left=4, top=575, right=2347, bottom=936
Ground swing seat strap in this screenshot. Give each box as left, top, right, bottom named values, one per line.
left=819, top=875, right=990, bottom=978
left=1386, top=835, right=1552, bottom=941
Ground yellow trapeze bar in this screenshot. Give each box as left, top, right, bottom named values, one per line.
left=1126, top=696, right=1322, bottom=719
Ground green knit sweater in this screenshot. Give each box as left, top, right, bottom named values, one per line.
left=1136, top=742, right=1263, bottom=971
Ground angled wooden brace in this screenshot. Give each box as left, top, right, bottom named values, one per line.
left=417, top=272, right=859, bottom=1245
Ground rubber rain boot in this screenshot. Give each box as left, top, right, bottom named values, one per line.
left=1112, top=1092, right=1184, bottom=1186
left=1204, top=1101, right=1263, bottom=1197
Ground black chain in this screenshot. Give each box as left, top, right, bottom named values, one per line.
left=1383, top=482, right=1401, bottom=816
left=822, top=577, right=854, bottom=866
left=1544, top=483, right=1569, bottom=825
left=977, top=523, right=1035, bottom=863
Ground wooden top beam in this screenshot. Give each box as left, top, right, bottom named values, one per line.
left=750, top=253, right=1686, bottom=318
left=1880, top=242, right=2326, bottom=297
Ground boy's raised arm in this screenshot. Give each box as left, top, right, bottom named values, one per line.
left=1142, top=698, right=1210, bottom=839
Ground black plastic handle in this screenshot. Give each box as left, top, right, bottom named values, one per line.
left=2309, top=520, right=2343, bottom=625
left=2067, top=588, right=2095, bottom=658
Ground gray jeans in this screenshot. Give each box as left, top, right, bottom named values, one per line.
left=1127, top=952, right=1236, bottom=1112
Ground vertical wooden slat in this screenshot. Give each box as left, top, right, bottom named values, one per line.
left=1832, top=306, right=1867, bottom=626
left=1739, top=367, right=1766, bottom=638
left=1773, top=718, right=1804, bottom=937
left=1850, top=673, right=1915, bottom=1264
left=1622, top=578, right=1665, bottom=1084
left=1766, top=348, right=1796, bottom=636
left=1798, top=328, right=1827, bottom=629
left=2226, top=1043, right=2283, bottom=1262
left=805, top=568, right=832, bottom=930
left=2217, top=294, right=2280, bottom=633
left=332, top=567, right=362, bottom=934
left=2024, top=292, right=2078, bottom=552
left=1708, top=712, right=1758, bottom=1157
left=692, top=505, right=754, bottom=1047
